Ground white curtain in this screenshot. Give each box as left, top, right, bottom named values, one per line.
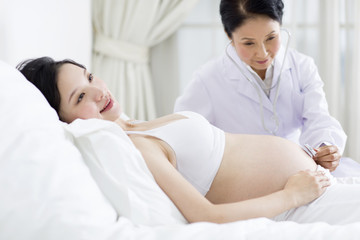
left=346, top=0, right=360, bottom=161
left=318, top=0, right=341, bottom=120
left=92, top=0, right=199, bottom=120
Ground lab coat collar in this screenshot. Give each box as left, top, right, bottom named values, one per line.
left=223, top=45, right=292, bottom=112
left=272, top=46, right=291, bottom=87
left=223, top=44, right=248, bottom=80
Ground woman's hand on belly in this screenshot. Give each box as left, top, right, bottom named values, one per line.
left=283, top=170, right=331, bottom=207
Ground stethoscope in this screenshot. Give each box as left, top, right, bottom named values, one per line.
left=225, top=28, right=291, bottom=135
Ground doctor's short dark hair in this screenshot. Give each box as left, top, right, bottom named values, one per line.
left=220, top=0, right=284, bottom=38
left=16, top=56, right=85, bottom=115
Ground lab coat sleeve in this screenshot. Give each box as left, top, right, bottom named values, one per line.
left=174, top=72, right=215, bottom=124
left=297, top=56, right=347, bottom=154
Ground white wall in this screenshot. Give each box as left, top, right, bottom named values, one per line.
left=0, top=0, right=92, bottom=68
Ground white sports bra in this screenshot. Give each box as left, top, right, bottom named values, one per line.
left=126, top=111, right=225, bottom=195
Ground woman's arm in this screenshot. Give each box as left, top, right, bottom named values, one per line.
left=132, top=136, right=330, bottom=223
left=209, top=170, right=329, bottom=223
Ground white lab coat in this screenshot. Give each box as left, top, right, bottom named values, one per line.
left=174, top=45, right=347, bottom=154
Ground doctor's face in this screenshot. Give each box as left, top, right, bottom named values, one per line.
left=56, top=63, right=122, bottom=123
left=231, top=15, right=281, bottom=78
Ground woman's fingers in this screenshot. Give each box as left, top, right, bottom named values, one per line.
left=299, top=170, right=330, bottom=189
left=313, top=171, right=331, bottom=188
left=284, top=170, right=331, bottom=207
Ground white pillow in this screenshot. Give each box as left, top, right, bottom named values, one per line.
left=0, top=61, right=118, bottom=239
left=64, top=118, right=187, bottom=225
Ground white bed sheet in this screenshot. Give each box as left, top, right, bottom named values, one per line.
left=94, top=217, right=360, bottom=240
left=332, top=157, right=360, bottom=177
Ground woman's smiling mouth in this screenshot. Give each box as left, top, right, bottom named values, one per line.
left=100, top=98, right=113, bottom=113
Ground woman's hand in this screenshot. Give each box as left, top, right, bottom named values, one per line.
left=314, top=145, right=341, bottom=172
left=283, top=170, right=330, bottom=207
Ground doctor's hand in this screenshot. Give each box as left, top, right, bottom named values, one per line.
left=314, top=145, right=341, bottom=172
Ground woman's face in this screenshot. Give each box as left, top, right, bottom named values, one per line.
left=57, top=63, right=122, bottom=123
left=231, top=15, right=281, bottom=77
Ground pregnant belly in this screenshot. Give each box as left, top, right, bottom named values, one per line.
left=205, top=134, right=317, bottom=204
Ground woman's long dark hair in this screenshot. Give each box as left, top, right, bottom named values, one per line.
left=16, top=57, right=85, bottom=114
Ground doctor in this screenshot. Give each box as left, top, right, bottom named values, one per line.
left=174, top=0, right=347, bottom=172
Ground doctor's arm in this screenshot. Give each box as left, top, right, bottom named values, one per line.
left=132, top=136, right=329, bottom=223
left=298, top=57, right=346, bottom=171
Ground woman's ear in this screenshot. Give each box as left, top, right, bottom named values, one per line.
left=224, top=29, right=234, bottom=46
left=57, top=109, right=67, bottom=123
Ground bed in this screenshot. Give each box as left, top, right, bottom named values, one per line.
left=1, top=60, right=360, bottom=240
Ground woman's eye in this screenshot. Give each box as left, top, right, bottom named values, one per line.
left=267, top=36, right=276, bottom=41
left=77, top=93, right=85, bottom=103
left=244, top=42, right=254, bottom=46
left=88, top=73, right=93, bottom=82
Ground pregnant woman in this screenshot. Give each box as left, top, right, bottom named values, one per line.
left=17, top=57, right=360, bottom=225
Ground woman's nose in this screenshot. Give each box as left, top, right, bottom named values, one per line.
left=91, top=87, right=106, bottom=102
left=256, top=44, right=268, bottom=58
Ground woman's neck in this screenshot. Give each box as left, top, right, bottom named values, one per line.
left=115, top=118, right=134, bottom=131
left=252, top=68, right=266, bottom=80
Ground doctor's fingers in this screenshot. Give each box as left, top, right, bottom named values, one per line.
left=315, top=151, right=341, bottom=162
left=316, top=159, right=340, bottom=172
left=315, top=145, right=339, bottom=158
